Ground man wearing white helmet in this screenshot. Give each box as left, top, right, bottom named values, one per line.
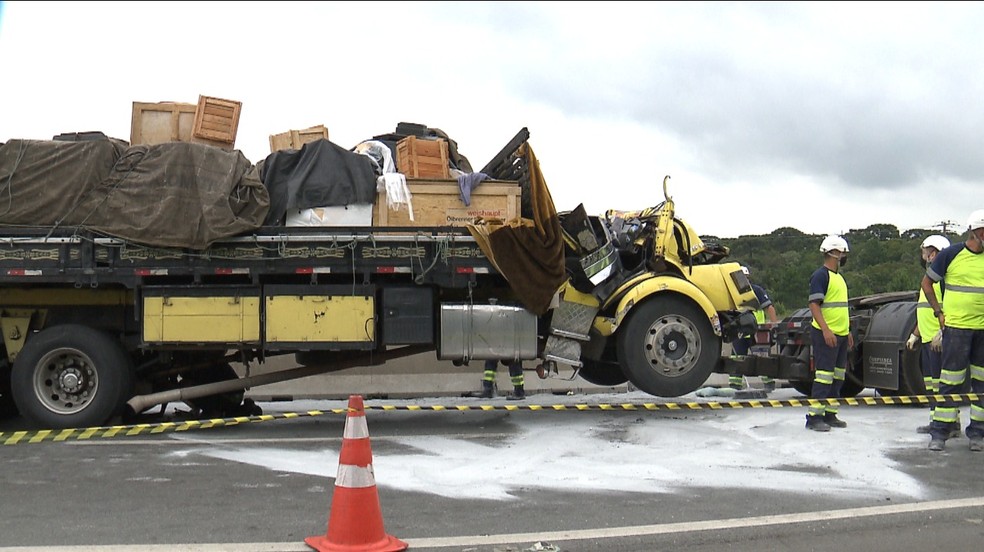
left=805, top=235, right=853, bottom=432
left=907, top=235, right=952, bottom=435
left=921, top=210, right=984, bottom=452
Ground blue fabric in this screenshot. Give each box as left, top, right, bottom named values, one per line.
left=808, top=266, right=831, bottom=304
left=751, top=284, right=773, bottom=309
left=484, top=358, right=523, bottom=377
left=921, top=344, right=943, bottom=382
left=458, top=172, right=490, bottom=207
left=808, top=326, right=848, bottom=416
left=930, top=327, right=984, bottom=439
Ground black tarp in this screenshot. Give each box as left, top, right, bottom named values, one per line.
left=0, top=139, right=269, bottom=249
left=258, top=139, right=378, bottom=226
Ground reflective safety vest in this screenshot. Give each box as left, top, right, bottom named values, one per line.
left=939, top=248, right=984, bottom=330
left=916, top=282, right=943, bottom=343
left=811, top=270, right=850, bottom=336
left=754, top=309, right=766, bottom=325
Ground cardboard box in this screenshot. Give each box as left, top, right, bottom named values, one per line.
left=130, top=102, right=197, bottom=145
left=373, top=179, right=521, bottom=227
left=192, top=95, right=241, bottom=145
left=396, top=136, right=449, bottom=179
left=269, top=125, right=330, bottom=153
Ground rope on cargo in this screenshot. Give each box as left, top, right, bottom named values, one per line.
left=2, top=393, right=980, bottom=446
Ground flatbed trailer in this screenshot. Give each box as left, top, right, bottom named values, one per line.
left=0, top=225, right=522, bottom=427
left=1, top=131, right=761, bottom=430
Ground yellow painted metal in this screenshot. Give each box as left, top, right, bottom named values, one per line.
left=0, top=287, right=131, bottom=306
left=143, top=296, right=260, bottom=343
left=0, top=316, right=31, bottom=361
left=265, top=295, right=375, bottom=343
left=560, top=280, right=600, bottom=308
left=610, top=275, right=721, bottom=336
left=686, top=262, right=756, bottom=311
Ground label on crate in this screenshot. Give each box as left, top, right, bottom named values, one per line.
left=446, top=208, right=508, bottom=225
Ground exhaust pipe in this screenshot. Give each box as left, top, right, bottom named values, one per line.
left=125, top=345, right=433, bottom=415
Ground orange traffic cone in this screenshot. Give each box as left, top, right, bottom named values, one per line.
left=305, top=395, right=408, bottom=552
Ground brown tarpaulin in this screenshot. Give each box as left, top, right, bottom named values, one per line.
left=467, top=143, right=567, bottom=316
left=0, top=139, right=269, bottom=249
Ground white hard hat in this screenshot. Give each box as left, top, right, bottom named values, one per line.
left=967, top=209, right=984, bottom=231
left=819, top=235, right=849, bottom=253
left=920, top=234, right=950, bottom=252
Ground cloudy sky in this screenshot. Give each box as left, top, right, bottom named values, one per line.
left=1, top=1, right=980, bottom=238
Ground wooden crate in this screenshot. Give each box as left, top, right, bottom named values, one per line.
left=269, top=125, right=330, bottom=152
left=373, top=179, right=521, bottom=227
left=130, top=102, right=197, bottom=145
left=396, top=136, right=449, bottom=179
left=192, top=95, right=242, bottom=144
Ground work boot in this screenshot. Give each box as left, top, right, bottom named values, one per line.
left=506, top=387, right=526, bottom=401
left=464, top=381, right=495, bottom=399
left=928, top=438, right=945, bottom=452
left=805, top=415, right=831, bottom=432
left=970, top=437, right=984, bottom=452
left=824, top=412, right=847, bottom=428
left=920, top=424, right=962, bottom=438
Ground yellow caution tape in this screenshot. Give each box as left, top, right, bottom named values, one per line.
left=2, top=393, right=980, bottom=445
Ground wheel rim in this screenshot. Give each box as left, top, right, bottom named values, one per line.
left=641, top=313, right=701, bottom=378
left=31, top=348, right=99, bottom=415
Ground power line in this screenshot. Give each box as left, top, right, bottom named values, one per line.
left=930, top=220, right=960, bottom=234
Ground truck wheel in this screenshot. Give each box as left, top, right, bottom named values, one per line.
left=616, top=296, right=719, bottom=397
left=578, top=359, right=629, bottom=386
left=11, top=325, right=134, bottom=429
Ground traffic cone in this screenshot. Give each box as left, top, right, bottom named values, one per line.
left=305, top=395, right=408, bottom=552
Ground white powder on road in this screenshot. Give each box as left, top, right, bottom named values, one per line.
left=174, top=389, right=931, bottom=501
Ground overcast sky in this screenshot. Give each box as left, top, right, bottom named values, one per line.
left=1, top=1, right=981, bottom=238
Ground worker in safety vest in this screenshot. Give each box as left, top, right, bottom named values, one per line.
left=805, top=235, right=853, bottom=432
left=922, top=210, right=984, bottom=452
left=906, top=235, right=953, bottom=435
left=729, top=273, right=780, bottom=392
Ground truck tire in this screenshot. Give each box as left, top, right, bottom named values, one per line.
left=11, top=325, right=134, bottom=429
left=616, top=296, right=719, bottom=397
left=578, top=359, right=629, bottom=386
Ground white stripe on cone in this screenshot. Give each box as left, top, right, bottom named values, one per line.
left=343, top=416, right=369, bottom=439
left=335, top=463, right=376, bottom=488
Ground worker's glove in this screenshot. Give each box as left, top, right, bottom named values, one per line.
left=930, top=330, right=944, bottom=353
left=906, top=333, right=919, bottom=351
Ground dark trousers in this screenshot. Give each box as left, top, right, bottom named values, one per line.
left=483, top=360, right=525, bottom=389
left=930, top=328, right=984, bottom=440
left=808, top=326, right=848, bottom=417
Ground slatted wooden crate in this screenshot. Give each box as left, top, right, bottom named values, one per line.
left=192, top=95, right=242, bottom=144
left=130, top=101, right=197, bottom=145
left=373, top=179, right=521, bottom=227
left=269, top=125, right=330, bottom=152
left=396, top=136, right=449, bottom=179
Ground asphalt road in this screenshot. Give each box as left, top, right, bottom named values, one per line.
left=3, top=389, right=984, bottom=552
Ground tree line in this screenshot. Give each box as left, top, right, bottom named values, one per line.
left=703, top=224, right=963, bottom=317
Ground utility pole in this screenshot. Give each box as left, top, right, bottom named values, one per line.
left=932, top=220, right=959, bottom=234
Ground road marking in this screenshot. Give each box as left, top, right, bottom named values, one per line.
left=3, top=495, right=984, bottom=551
